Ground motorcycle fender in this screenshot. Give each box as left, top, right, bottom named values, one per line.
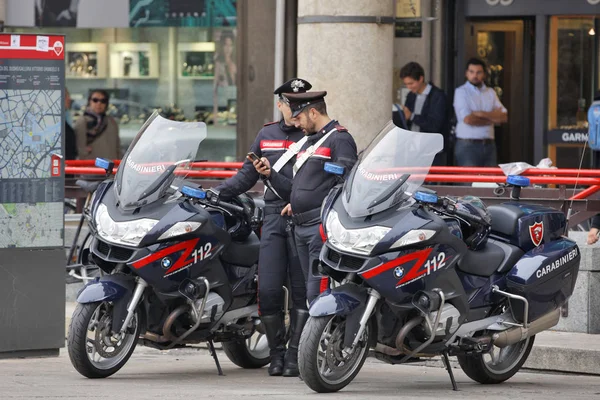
left=309, top=284, right=368, bottom=318
left=76, top=275, right=137, bottom=333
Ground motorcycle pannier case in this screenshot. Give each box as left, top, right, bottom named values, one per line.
left=505, top=238, right=580, bottom=323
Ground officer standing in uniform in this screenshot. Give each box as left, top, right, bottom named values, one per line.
left=253, top=91, right=358, bottom=303
left=214, top=78, right=312, bottom=377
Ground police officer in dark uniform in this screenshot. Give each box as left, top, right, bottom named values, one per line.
left=254, top=91, right=358, bottom=303
left=214, top=78, right=311, bottom=377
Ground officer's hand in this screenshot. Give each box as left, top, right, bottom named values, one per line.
left=587, top=228, right=599, bottom=245
left=403, top=106, right=412, bottom=120
left=281, top=204, right=292, bottom=217
left=252, top=157, right=271, bottom=177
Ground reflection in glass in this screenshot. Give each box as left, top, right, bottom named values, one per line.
left=555, top=17, right=598, bottom=129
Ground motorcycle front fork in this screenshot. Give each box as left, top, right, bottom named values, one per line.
left=344, top=288, right=381, bottom=354
left=119, top=278, right=148, bottom=334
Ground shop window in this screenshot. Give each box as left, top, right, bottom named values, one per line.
left=7, top=26, right=238, bottom=162
left=547, top=16, right=599, bottom=168
left=549, top=16, right=599, bottom=130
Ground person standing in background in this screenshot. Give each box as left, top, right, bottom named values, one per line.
left=74, top=90, right=120, bottom=161
left=453, top=58, right=507, bottom=167
left=400, top=61, right=449, bottom=165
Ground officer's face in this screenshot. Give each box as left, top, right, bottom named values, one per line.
left=292, top=109, right=316, bottom=134
left=277, top=99, right=293, bottom=124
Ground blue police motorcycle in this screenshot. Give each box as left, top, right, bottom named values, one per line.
left=298, top=123, right=580, bottom=393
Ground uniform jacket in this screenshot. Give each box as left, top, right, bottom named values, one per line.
left=216, top=119, right=305, bottom=204
left=269, top=119, right=358, bottom=215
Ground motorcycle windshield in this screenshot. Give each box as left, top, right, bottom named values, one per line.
left=342, top=121, right=443, bottom=218
left=114, top=111, right=207, bottom=210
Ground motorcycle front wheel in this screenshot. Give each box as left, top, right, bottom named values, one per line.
left=68, top=301, right=141, bottom=378
left=298, top=315, right=370, bottom=393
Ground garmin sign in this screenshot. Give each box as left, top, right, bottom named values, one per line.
left=547, top=129, right=589, bottom=144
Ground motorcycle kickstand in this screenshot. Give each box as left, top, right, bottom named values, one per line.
left=442, top=351, right=458, bottom=391
left=207, top=340, right=224, bottom=376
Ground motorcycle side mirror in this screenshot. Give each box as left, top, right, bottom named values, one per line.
left=414, top=191, right=439, bottom=204
left=181, top=185, right=207, bottom=199
left=95, top=157, right=114, bottom=175
left=324, top=162, right=344, bottom=175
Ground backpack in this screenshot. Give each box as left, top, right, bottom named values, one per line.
left=588, top=101, right=600, bottom=150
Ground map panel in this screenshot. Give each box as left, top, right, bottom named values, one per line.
left=0, top=89, right=62, bottom=179
left=0, top=203, right=63, bottom=248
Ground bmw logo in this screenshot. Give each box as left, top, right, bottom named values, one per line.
left=161, top=257, right=172, bottom=269
left=394, top=267, right=404, bottom=279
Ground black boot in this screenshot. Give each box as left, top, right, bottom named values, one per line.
left=261, top=312, right=286, bottom=376
left=283, top=309, right=309, bottom=377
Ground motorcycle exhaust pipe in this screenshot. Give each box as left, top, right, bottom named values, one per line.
left=140, top=304, right=188, bottom=343
left=395, top=315, right=425, bottom=351
left=493, top=308, right=560, bottom=348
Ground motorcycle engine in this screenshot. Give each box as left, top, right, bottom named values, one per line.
left=195, top=292, right=225, bottom=323
left=424, top=304, right=460, bottom=337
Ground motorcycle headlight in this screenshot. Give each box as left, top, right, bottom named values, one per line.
left=326, top=209, right=390, bottom=256
left=158, top=221, right=202, bottom=241
left=95, top=203, right=158, bottom=246
left=390, top=229, right=436, bottom=249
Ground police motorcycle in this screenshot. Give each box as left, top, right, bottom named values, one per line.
left=68, top=112, right=270, bottom=378
left=298, top=122, right=580, bottom=393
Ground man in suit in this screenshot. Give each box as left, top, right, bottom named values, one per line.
left=400, top=61, right=449, bottom=165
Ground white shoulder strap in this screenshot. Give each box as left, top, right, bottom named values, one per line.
left=293, top=127, right=337, bottom=177
left=272, top=135, right=308, bottom=173
left=263, top=136, right=308, bottom=200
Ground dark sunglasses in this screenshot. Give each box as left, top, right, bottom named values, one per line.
left=91, top=97, right=108, bottom=104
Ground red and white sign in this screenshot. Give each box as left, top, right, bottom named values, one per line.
left=0, top=34, right=65, bottom=60
left=51, top=154, right=62, bottom=177
left=529, top=221, right=544, bottom=247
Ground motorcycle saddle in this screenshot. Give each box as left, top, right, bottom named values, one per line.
left=221, top=232, right=260, bottom=267
left=457, top=239, right=523, bottom=277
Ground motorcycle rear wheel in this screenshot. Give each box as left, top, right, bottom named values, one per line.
left=222, top=328, right=270, bottom=369
left=457, top=335, right=535, bottom=384
left=298, top=315, right=370, bottom=393
left=68, top=301, right=140, bottom=378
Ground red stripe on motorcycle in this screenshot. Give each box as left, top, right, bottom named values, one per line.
left=360, top=248, right=433, bottom=280
left=319, top=277, right=329, bottom=293
left=132, top=238, right=200, bottom=271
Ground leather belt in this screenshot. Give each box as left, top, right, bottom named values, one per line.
left=457, top=138, right=494, bottom=143
left=291, top=208, right=321, bottom=226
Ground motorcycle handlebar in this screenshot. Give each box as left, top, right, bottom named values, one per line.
left=453, top=208, right=485, bottom=225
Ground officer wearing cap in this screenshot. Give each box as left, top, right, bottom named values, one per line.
left=253, top=90, right=358, bottom=303
left=214, top=78, right=311, bottom=377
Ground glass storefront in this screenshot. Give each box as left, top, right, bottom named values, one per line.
left=6, top=0, right=239, bottom=162
left=549, top=16, right=599, bottom=131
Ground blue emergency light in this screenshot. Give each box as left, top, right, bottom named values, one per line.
left=181, top=186, right=207, bottom=199
left=414, top=191, right=439, bottom=204
left=95, top=158, right=111, bottom=170
left=324, top=162, right=344, bottom=175
left=507, top=175, right=530, bottom=187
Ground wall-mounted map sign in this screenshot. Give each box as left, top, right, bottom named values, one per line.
left=0, top=34, right=65, bottom=249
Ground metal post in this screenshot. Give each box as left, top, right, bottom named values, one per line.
left=273, top=0, right=285, bottom=121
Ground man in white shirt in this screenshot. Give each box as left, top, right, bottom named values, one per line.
left=453, top=58, right=508, bottom=166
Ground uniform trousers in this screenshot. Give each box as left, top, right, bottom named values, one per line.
left=258, top=212, right=307, bottom=316
left=294, top=223, right=327, bottom=304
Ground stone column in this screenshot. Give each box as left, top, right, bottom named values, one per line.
left=297, top=0, right=395, bottom=151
